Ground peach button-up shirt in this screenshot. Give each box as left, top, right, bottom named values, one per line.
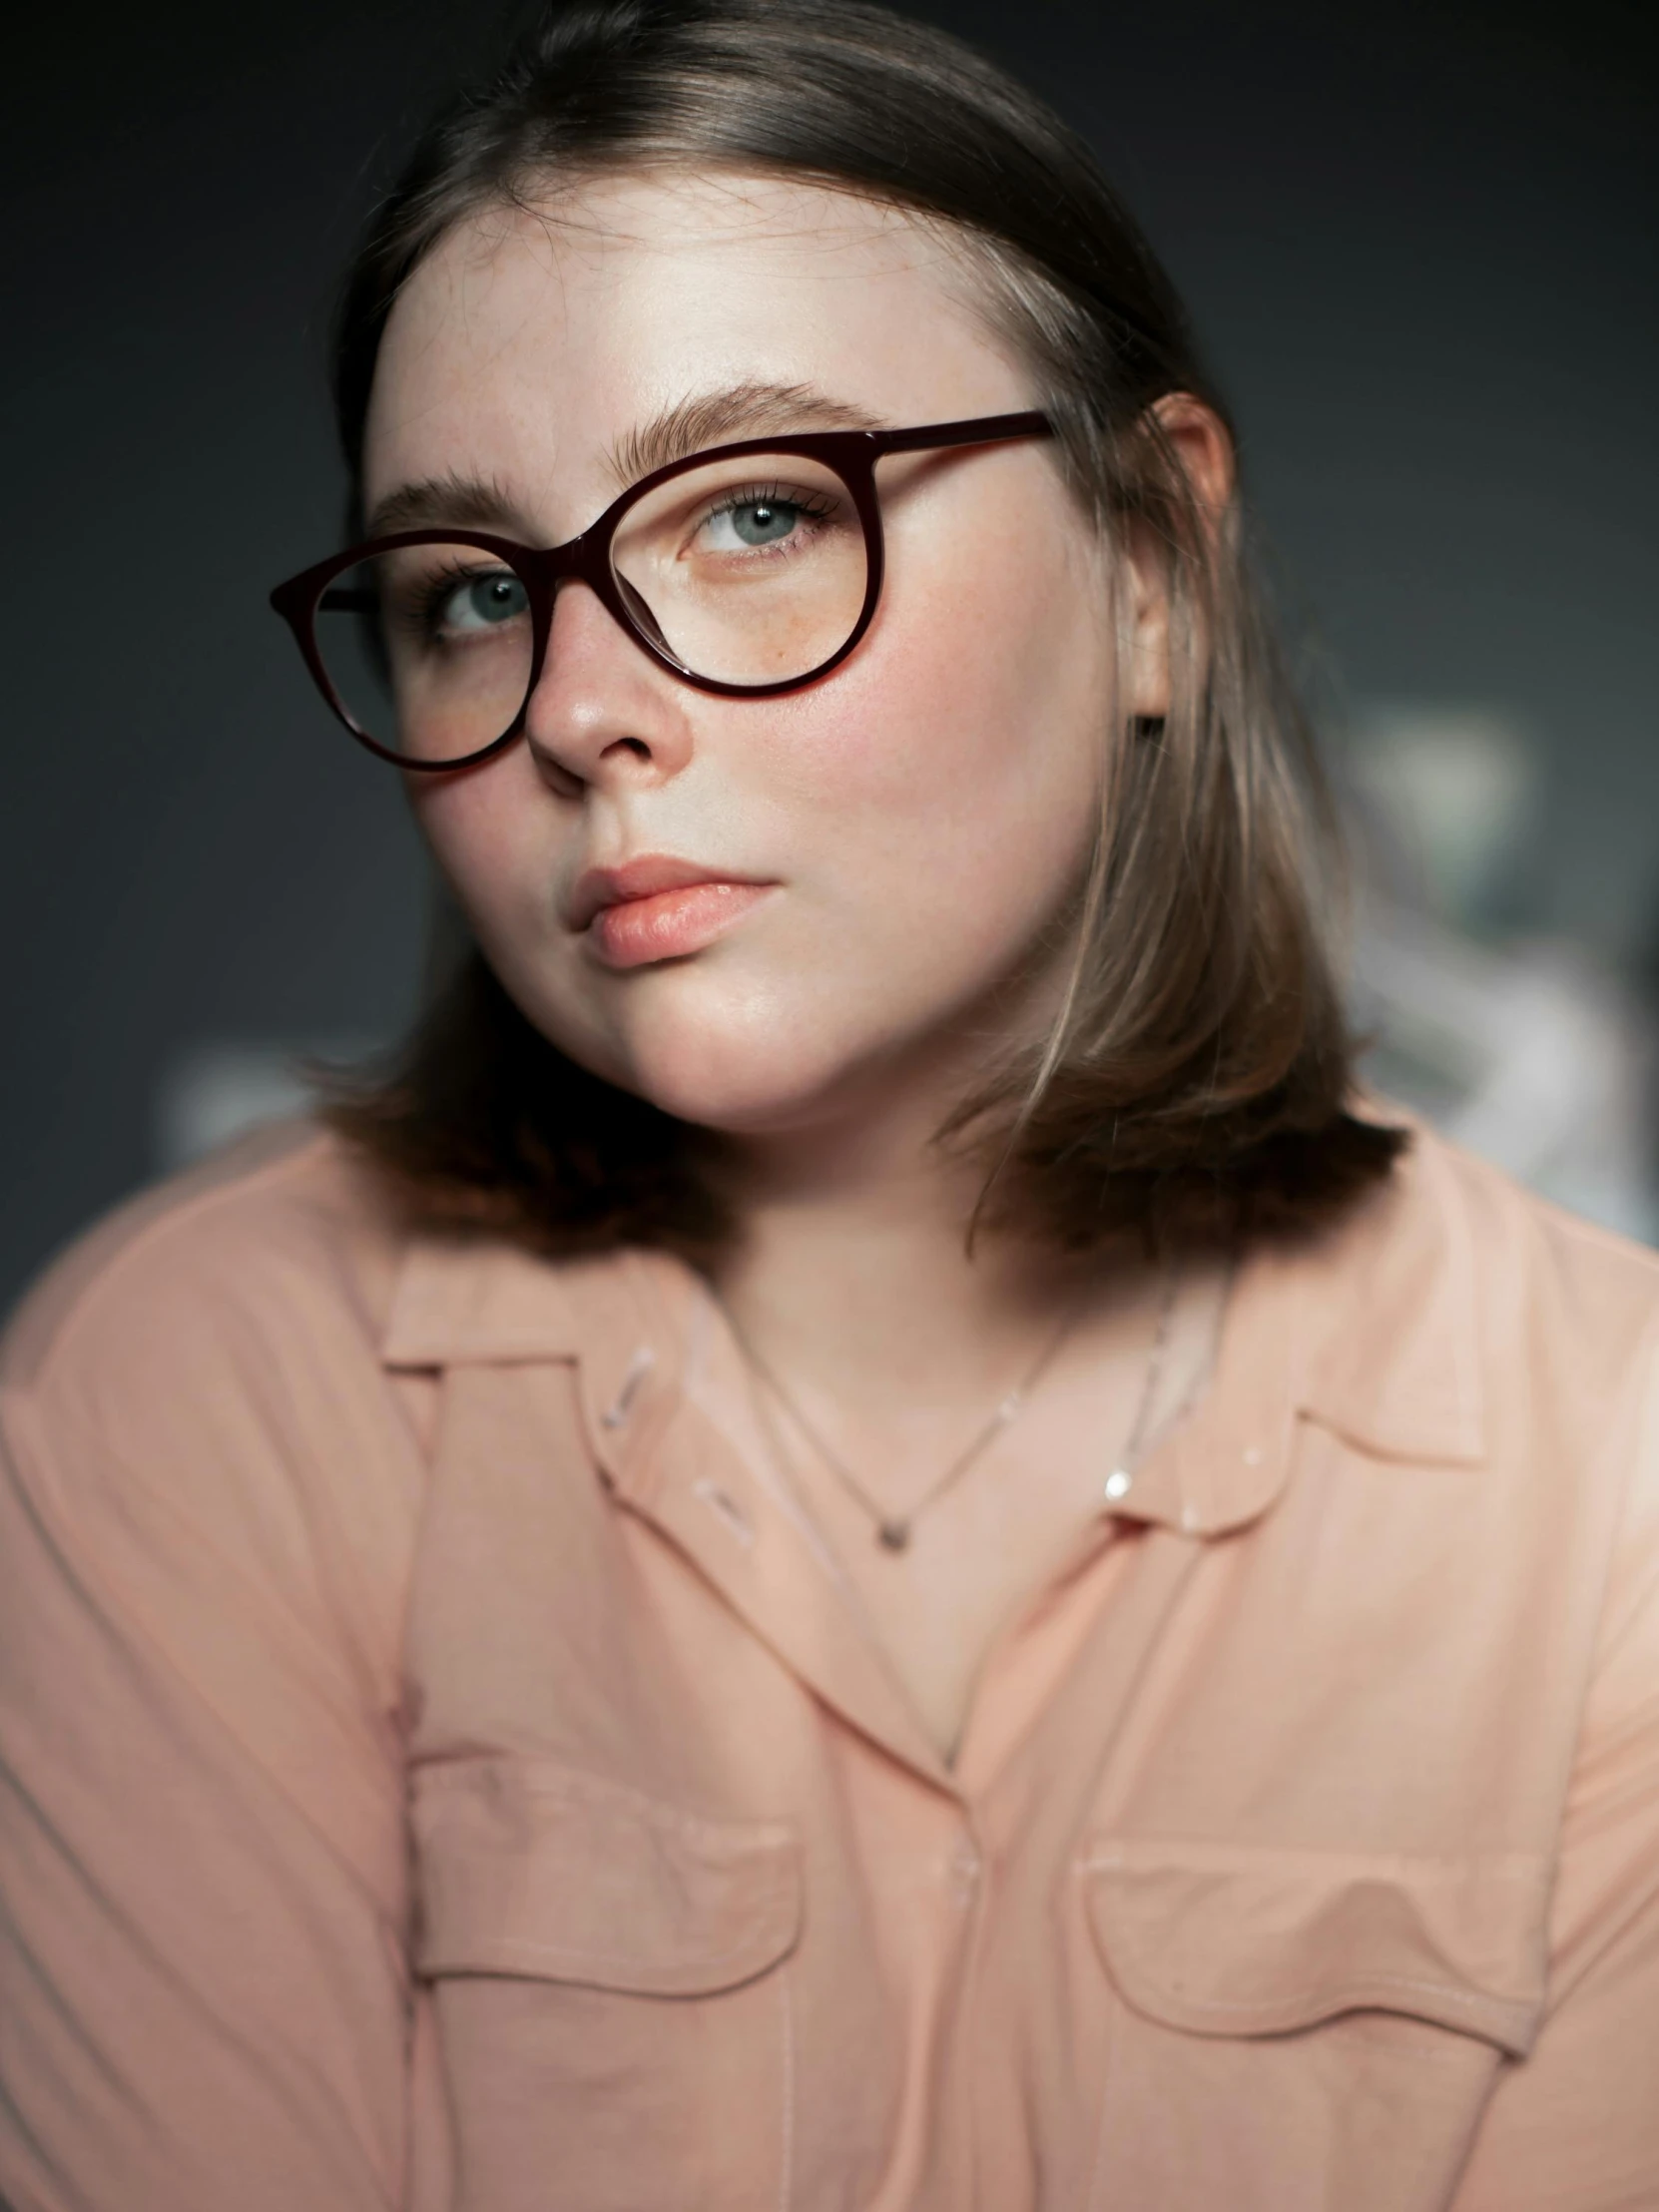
left=2, top=1119, right=1658, bottom=2211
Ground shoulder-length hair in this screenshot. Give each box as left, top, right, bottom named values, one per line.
left=321, top=0, right=1404, bottom=1264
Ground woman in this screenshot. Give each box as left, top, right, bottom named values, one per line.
left=1, top=3, right=1655, bottom=2206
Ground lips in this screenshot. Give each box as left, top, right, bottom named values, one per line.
left=569, top=853, right=777, bottom=969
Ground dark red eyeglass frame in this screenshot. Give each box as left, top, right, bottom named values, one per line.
left=270, top=408, right=1054, bottom=770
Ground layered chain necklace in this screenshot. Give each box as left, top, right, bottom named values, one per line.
left=728, top=1267, right=1179, bottom=1552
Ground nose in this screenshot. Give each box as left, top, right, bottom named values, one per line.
left=521, top=578, right=696, bottom=793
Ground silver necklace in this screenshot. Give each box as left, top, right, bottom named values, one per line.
left=729, top=1267, right=1178, bottom=1552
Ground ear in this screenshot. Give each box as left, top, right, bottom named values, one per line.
left=1121, top=392, right=1236, bottom=722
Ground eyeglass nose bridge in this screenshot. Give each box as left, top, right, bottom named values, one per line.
left=514, top=521, right=687, bottom=691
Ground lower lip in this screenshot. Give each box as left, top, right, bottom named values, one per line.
left=588, top=881, right=776, bottom=968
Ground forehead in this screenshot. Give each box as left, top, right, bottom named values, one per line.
left=363, top=170, right=1025, bottom=517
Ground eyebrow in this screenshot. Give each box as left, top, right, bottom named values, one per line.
left=605, top=379, right=884, bottom=485
left=364, top=381, right=886, bottom=542
left=364, top=469, right=531, bottom=541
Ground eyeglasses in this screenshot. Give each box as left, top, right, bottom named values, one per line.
left=270, top=410, right=1054, bottom=770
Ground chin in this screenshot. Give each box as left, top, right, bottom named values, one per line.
left=616, top=1032, right=848, bottom=1137
left=581, top=988, right=874, bottom=1137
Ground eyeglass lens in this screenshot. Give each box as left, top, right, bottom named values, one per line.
left=312, top=448, right=872, bottom=764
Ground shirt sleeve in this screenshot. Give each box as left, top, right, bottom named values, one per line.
left=1452, top=1353, right=1659, bottom=2209
left=0, top=1215, right=416, bottom=2209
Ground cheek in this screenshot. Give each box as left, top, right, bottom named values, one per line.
left=409, top=751, right=560, bottom=920
left=772, top=521, right=1112, bottom=919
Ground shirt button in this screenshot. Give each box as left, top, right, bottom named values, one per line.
left=1103, top=1467, right=1133, bottom=1502
left=600, top=1347, right=654, bottom=1430
left=949, top=1839, right=982, bottom=1904
left=693, top=1478, right=756, bottom=1548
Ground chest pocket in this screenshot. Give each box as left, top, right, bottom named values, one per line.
left=412, top=1756, right=802, bottom=2212
left=1082, top=1837, right=1550, bottom=2212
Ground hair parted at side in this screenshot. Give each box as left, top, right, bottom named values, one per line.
left=321, top=0, right=1406, bottom=1262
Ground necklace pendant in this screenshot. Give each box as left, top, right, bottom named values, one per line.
left=877, top=1518, right=911, bottom=1552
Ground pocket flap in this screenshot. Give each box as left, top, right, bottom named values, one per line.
left=1085, top=1837, right=1549, bottom=2056
left=413, top=1758, right=803, bottom=1997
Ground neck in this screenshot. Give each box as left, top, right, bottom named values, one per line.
left=708, top=1090, right=1133, bottom=1422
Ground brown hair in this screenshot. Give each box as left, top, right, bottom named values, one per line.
left=322, top=0, right=1404, bottom=1262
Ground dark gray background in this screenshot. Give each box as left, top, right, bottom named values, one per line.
left=4, top=0, right=1656, bottom=1313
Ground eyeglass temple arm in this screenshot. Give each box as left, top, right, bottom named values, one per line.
left=870, top=410, right=1053, bottom=456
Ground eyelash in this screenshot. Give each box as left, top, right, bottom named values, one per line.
left=701, top=481, right=838, bottom=528
left=403, top=557, right=510, bottom=635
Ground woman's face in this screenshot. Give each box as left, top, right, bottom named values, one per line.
left=366, top=171, right=1139, bottom=1140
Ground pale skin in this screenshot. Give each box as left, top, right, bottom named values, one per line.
left=367, top=169, right=1235, bottom=1759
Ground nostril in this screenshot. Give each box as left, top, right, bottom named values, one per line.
left=530, top=748, right=586, bottom=802
left=604, top=737, right=652, bottom=761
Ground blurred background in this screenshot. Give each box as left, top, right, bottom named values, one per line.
left=3, top=0, right=1657, bottom=1313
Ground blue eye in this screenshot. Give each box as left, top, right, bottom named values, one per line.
left=735, top=499, right=800, bottom=546
left=709, top=499, right=803, bottom=550
left=438, top=571, right=530, bottom=631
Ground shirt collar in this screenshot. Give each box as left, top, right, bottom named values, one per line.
left=378, top=1123, right=1485, bottom=1536
left=382, top=1235, right=694, bottom=1498
left=383, top=1232, right=624, bottom=1368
